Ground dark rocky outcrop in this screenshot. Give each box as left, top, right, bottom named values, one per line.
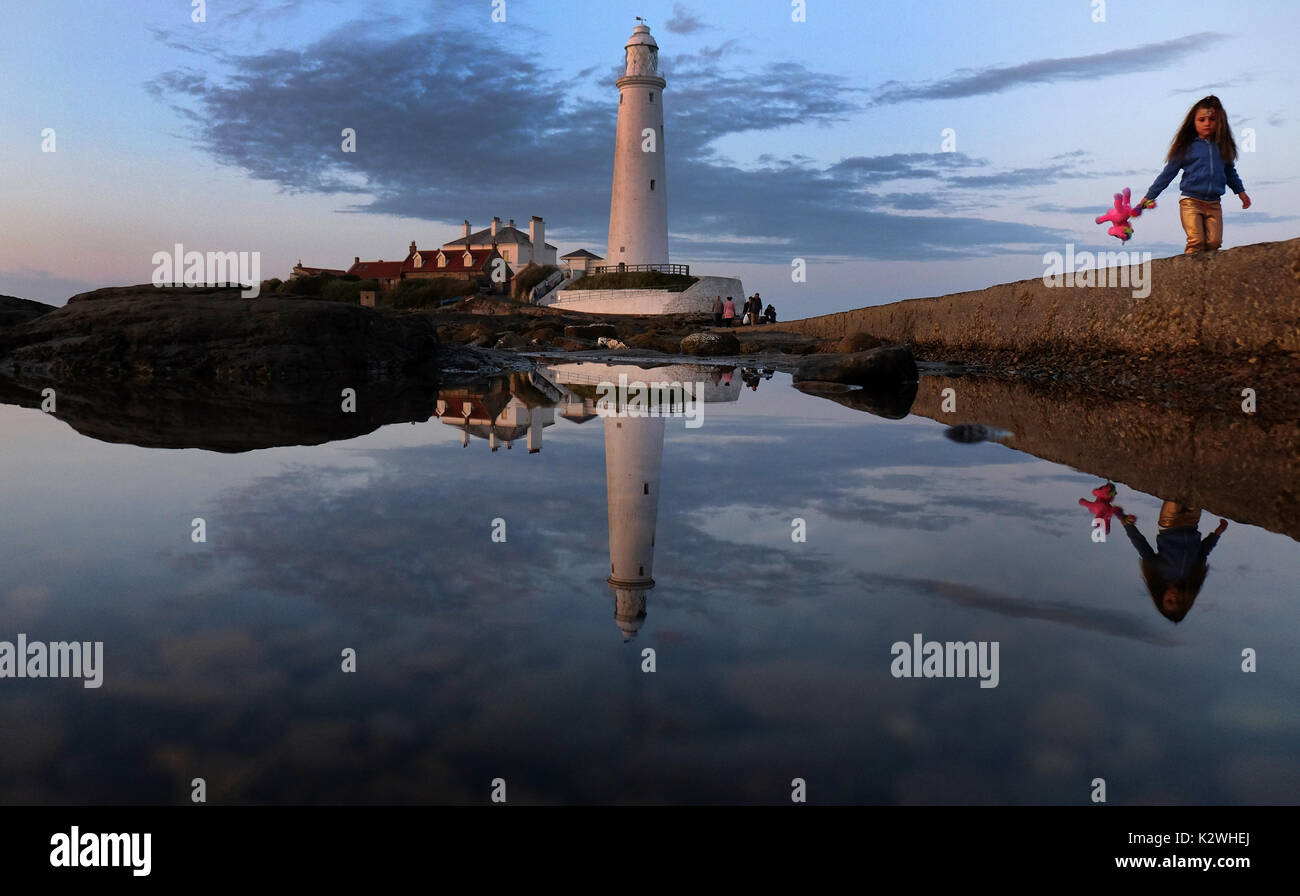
left=0, top=295, right=57, bottom=329
left=0, top=285, right=529, bottom=451
left=680, top=331, right=741, bottom=356
left=628, top=332, right=684, bottom=354
left=0, top=374, right=434, bottom=453
left=564, top=323, right=618, bottom=340
left=837, top=331, right=884, bottom=353
left=792, top=344, right=918, bottom=387
left=0, top=286, right=443, bottom=384
left=793, top=379, right=919, bottom=419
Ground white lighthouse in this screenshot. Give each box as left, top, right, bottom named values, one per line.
left=607, top=22, right=669, bottom=268
left=604, top=416, right=665, bottom=640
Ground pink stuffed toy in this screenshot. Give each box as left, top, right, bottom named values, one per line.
left=1078, top=482, right=1126, bottom=535
left=1095, top=188, right=1155, bottom=243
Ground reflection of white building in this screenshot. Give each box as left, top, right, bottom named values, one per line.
left=434, top=362, right=740, bottom=639
left=541, top=362, right=743, bottom=409
left=433, top=373, right=561, bottom=453
left=542, top=361, right=738, bottom=639
left=605, top=417, right=664, bottom=640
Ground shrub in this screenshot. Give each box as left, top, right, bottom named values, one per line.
left=386, top=277, right=478, bottom=309
left=277, top=273, right=338, bottom=297
left=319, top=278, right=377, bottom=303
left=513, top=264, right=559, bottom=299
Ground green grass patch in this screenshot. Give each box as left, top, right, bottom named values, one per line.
left=565, top=271, right=698, bottom=292
left=385, top=277, right=478, bottom=309
left=513, top=264, right=559, bottom=298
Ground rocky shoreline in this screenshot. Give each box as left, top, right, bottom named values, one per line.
left=4, top=242, right=1297, bottom=436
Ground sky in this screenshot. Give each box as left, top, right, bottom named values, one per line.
left=1, top=0, right=1297, bottom=316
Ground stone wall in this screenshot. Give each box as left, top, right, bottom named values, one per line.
left=545, top=275, right=745, bottom=315
left=773, top=239, right=1300, bottom=357
left=907, top=373, right=1300, bottom=542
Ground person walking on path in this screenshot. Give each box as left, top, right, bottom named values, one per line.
left=722, top=296, right=736, bottom=327
left=711, top=295, right=723, bottom=327
left=1142, top=95, right=1251, bottom=254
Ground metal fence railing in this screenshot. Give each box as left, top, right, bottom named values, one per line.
left=590, top=263, right=691, bottom=275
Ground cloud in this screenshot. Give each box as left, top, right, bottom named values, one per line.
left=883, top=192, right=945, bottom=210
left=1166, top=74, right=1255, bottom=97
left=946, top=164, right=1079, bottom=189
left=871, top=33, right=1224, bottom=106
left=1229, top=212, right=1300, bottom=225
left=147, top=21, right=1074, bottom=263
left=877, top=576, right=1178, bottom=644
left=1029, top=202, right=1110, bottom=215
left=664, top=4, right=706, bottom=35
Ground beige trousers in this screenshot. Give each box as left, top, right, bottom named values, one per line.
left=1179, top=197, right=1222, bottom=253
left=1158, top=501, right=1202, bottom=530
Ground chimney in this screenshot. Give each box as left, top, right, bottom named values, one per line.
left=491, top=216, right=501, bottom=237
left=354, top=256, right=360, bottom=265
left=527, top=411, right=542, bottom=453
left=529, top=216, right=545, bottom=265
left=409, top=240, right=417, bottom=255
left=462, top=220, right=471, bottom=239
left=508, top=218, right=514, bottom=229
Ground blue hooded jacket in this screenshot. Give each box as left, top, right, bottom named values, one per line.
left=1145, top=137, right=1245, bottom=203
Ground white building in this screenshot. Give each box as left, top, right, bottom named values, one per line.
left=542, top=23, right=744, bottom=314
left=606, top=23, right=669, bottom=268
left=442, top=216, right=557, bottom=269
left=561, top=248, right=604, bottom=277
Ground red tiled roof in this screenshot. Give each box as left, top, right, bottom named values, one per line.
left=404, top=247, right=500, bottom=274
left=346, top=260, right=404, bottom=278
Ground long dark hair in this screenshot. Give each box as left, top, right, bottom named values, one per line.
left=1167, top=95, right=1238, bottom=165
left=1140, top=559, right=1209, bottom=623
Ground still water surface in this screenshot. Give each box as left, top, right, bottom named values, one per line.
left=1, top=361, right=1296, bottom=804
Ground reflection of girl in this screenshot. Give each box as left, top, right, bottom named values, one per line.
left=1120, top=503, right=1227, bottom=622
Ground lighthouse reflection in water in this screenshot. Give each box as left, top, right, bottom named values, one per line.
left=433, top=362, right=740, bottom=639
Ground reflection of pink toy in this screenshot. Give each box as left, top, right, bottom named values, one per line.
left=1095, top=188, right=1154, bottom=243
left=1079, top=482, right=1125, bottom=535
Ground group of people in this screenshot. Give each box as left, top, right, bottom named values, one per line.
left=712, top=294, right=776, bottom=327
left=711, top=366, right=774, bottom=392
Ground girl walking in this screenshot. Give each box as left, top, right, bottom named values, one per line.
left=1142, top=95, right=1251, bottom=254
